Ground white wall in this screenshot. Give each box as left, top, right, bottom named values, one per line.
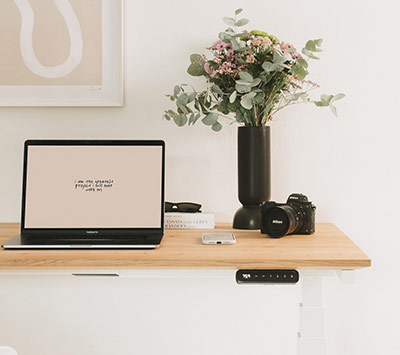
left=0, top=0, right=399, bottom=354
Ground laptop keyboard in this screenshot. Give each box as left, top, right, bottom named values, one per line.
left=32, top=235, right=147, bottom=241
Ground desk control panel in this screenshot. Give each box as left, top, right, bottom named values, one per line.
left=236, top=269, right=299, bottom=284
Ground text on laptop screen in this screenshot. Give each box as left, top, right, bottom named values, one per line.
left=24, top=145, right=163, bottom=229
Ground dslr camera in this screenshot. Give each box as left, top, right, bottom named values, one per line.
left=261, top=193, right=316, bottom=238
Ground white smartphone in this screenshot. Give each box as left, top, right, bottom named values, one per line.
left=202, top=233, right=236, bottom=245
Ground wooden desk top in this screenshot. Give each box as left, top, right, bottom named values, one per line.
left=0, top=223, right=370, bottom=270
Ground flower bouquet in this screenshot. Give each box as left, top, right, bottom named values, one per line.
left=164, top=9, right=344, bottom=131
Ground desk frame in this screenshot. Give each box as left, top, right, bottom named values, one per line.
left=0, top=223, right=370, bottom=354
left=0, top=268, right=355, bottom=355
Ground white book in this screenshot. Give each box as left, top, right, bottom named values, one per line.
left=164, top=212, right=215, bottom=229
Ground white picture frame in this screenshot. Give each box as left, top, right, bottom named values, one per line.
left=0, top=0, right=123, bottom=107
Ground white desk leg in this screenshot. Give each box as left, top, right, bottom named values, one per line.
left=335, top=270, right=356, bottom=284
left=298, top=270, right=333, bottom=355
left=297, top=270, right=355, bottom=355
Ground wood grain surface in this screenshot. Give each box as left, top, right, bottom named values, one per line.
left=0, top=223, right=371, bottom=270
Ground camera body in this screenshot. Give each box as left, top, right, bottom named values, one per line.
left=261, top=193, right=316, bottom=238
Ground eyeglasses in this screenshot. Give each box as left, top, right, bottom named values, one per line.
left=165, top=202, right=202, bottom=213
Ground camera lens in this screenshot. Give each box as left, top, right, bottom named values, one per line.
left=262, top=205, right=299, bottom=237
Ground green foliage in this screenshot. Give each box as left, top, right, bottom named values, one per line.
left=164, top=10, right=344, bottom=132
left=241, top=92, right=256, bottom=109
left=314, top=93, right=346, bottom=116
left=292, top=63, right=307, bottom=80
left=236, top=18, right=249, bottom=27
left=301, top=38, right=323, bottom=60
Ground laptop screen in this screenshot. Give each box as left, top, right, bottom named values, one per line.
left=23, top=143, right=164, bottom=229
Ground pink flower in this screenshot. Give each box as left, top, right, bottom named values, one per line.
left=204, top=62, right=211, bottom=74
left=280, top=42, right=293, bottom=51
left=226, top=49, right=234, bottom=57
left=291, top=51, right=302, bottom=60
left=246, top=54, right=256, bottom=63
left=211, top=40, right=231, bottom=51
left=262, top=37, right=272, bottom=47
left=252, top=37, right=263, bottom=46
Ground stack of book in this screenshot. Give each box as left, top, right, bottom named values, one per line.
left=164, top=212, right=215, bottom=229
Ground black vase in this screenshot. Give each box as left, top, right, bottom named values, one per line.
left=233, top=126, right=271, bottom=229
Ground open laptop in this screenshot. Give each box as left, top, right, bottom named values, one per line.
left=2, top=140, right=165, bottom=249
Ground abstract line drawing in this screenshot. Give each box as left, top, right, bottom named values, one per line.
left=13, top=0, right=83, bottom=78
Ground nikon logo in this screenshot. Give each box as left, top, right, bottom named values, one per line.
left=272, top=220, right=283, bottom=224
left=86, top=230, right=98, bottom=234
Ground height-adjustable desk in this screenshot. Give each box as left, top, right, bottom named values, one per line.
left=0, top=222, right=370, bottom=355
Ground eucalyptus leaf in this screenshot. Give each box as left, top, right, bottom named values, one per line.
left=314, top=38, right=323, bottom=47
left=218, top=100, right=229, bottom=115
left=305, top=40, right=317, bottom=52
left=227, top=101, right=238, bottom=112
left=239, top=72, right=253, bottom=82
left=238, top=40, right=247, bottom=48
left=299, top=92, right=309, bottom=102
left=235, top=8, right=243, bottom=15
left=321, top=94, right=334, bottom=105
left=211, top=84, right=224, bottom=95
left=202, top=112, right=219, bottom=126
left=219, top=32, right=232, bottom=42
left=240, top=98, right=253, bottom=110
left=174, top=114, right=187, bottom=127
left=229, top=91, right=237, bottom=103
left=301, top=48, right=320, bottom=60
left=331, top=93, right=345, bottom=103
left=177, top=93, right=189, bottom=105
left=167, top=110, right=177, bottom=117
left=235, top=80, right=251, bottom=86
left=251, top=78, right=261, bottom=87
left=235, top=83, right=251, bottom=93
left=232, top=32, right=247, bottom=38
left=212, top=121, right=222, bottom=132
left=235, top=109, right=244, bottom=123
left=188, top=92, right=197, bottom=103
left=314, top=95, right=332, bottom=107
left=298, top=58, right=308, bottom=68
left=273, top=50, right=286, bottom=65
left=330, top=104, right=338, bottom=116
left=188, top=113, right=195, bottom=125
left=177, top=103, right=189, bottom=114
left=253, top=92, right=265, bottom=105
left=236, top=46, right=249, bottom=53
left=230, top=38, right=240, bottom=50
left=163, top=114, right=171, bottom=121
left=240, top=92, right=256, bottom=110
left=236, top=18, right=249, bottom=27
left=293, top=63, right=307, bottom=80
left=190, top=54, right=203, bottom=64
left=223, top=17, right=236, bottom=26
left=192, top=113, right=201, bottom=125
left=262, top=61, right=279, bottom=73
left=187, top=63, right=204, bottom=76
left=173, top=85, right=180, bottom=96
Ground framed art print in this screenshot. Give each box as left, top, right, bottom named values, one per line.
left=0, top=0, right=123, bottom=106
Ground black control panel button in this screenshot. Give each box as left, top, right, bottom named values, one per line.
left=236, top=269, right=299, bottom=284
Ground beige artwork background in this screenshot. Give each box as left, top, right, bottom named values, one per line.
left=0, top=0, right=102, bottom=85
